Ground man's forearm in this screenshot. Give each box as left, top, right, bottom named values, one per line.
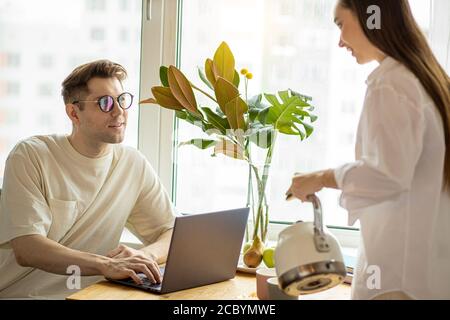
left=11, top=234, right=108, bottom=276
left=141, top=229, right=173, bottom=264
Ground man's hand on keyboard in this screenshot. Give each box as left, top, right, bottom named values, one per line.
left=102, top=244, right=162, bottom=285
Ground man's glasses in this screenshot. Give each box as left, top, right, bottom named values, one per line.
left=73, top=92, right=134, bottom=113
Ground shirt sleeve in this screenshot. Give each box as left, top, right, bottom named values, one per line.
left=0, top=143, right=52, bottom=248
left=334, top=85, right=425, bottom=225
left=126, top=154, right=177, bottom=245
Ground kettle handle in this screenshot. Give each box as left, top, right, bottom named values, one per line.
left=307, top=194, right=330, bottom=253
left=307, top=194, right=324, bottom=234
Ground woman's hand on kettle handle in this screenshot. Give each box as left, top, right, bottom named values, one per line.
left=285, top=169, right=338, bottom=202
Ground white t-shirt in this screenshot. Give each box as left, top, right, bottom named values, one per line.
left=0, top=134, right=176, bottom=299
left=334, top=57, right=450, bottom=300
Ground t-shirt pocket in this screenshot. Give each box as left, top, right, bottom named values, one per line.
left=47, top=198, right=78, bottom=242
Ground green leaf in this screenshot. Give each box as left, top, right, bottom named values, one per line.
left=248, top=94, right=263, bottom=108
left=248, top=126, right=274, bottom=149
left=290, top=89, right=313, bottom=102
left=213, top=42, right=235, bottom=83
left=257, top=107, right=271, bottom=125
left=278, top=90, right=290, bottom=103
left=249, top=108, right=259, bottom=123
left=198, top=67, right=214, bottom=90
left=278, top=124, right=305, bottom=140
left=301, top=121, right=314, bottom=138
left=179, top=139, right=218, bottom=150
left=175, top=110, right=215, bottom=133
left=261, top=91, right=317, bottom=139
left=215, top=106, right=226, bottom=117
left=279, top=90, right=309, bottom=107
left=264, top=93, right=280, bottom=108
left=248, top=94, right=268, bottom=123
left=201, top=107, right=230, bottom=134
left=232, top=70, right=240, bottom=88
left=160, top=66, right=169, bottom=87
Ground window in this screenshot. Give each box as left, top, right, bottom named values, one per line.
left=86, top=0, right=106, bottom=12
left=39, top=54, right=54, bottom=68
left=6, top=82, right=20, bottom=96
left=90, top=27, right=105, bottom=41
left=119, top=0, right=129, bottom=12
left=168, top=0, right=447, bottom=233
left=6, top=53, right=20, bottom=68
left=37, top=83, right=53, bottom=97
left=0, top=0, right=142, bottom=180
left=119, top=27, right=129, bottom=43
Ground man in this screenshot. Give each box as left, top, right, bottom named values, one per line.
left=0, top=60, right=176, bottom=299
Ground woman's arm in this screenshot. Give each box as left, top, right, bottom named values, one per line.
left=286, top=169, right=338, bottom=202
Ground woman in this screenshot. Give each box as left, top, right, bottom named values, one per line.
left=286, top=0, right=450, bottom=300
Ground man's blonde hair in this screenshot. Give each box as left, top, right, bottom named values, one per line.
left=61, top=59, right=127, bottom=108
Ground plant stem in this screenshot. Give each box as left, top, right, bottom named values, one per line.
left=249, top=132, right=277, bottom=242
left=191, top=84, right=217, bottom=103
left=250, top=164, right=262, bottom=239
left=245, top=163, right=255, bottom=243
left=245, top=78, right=248, bottom=104
left=261, top=134, right=276, bottom=241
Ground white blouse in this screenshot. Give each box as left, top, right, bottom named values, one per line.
left=334, top=57, right=450, bottom=300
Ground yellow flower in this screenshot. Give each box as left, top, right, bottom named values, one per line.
left=246, top=73, right=253, bottom=80
left=240, top=68, right=248, bottom=75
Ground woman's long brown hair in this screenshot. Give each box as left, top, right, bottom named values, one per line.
left=339, top=0, right=450, bottom=191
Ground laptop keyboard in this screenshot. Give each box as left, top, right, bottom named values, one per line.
left=122, top=267, right=165, bottom=290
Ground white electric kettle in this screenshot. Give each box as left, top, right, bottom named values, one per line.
left=274, top=195, right=347, bottom=296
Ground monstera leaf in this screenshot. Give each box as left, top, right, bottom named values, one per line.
left=259, top=90, right=317, bottom=140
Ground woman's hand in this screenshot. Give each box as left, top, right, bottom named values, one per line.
left=102, top=244, right=161, bottom=284
left=285, top=169, right=337, bottom=202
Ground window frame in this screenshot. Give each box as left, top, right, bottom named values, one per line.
left=138, top=0, right=180, bottom=197
left=138, top=0, right=450, bottom=249
left=430, top=0, right=450, bottom=71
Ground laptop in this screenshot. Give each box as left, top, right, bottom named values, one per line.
left=108, top=207, right=249, bottom=294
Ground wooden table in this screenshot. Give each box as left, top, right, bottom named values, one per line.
left=67, top=272, right=351, bottom=300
